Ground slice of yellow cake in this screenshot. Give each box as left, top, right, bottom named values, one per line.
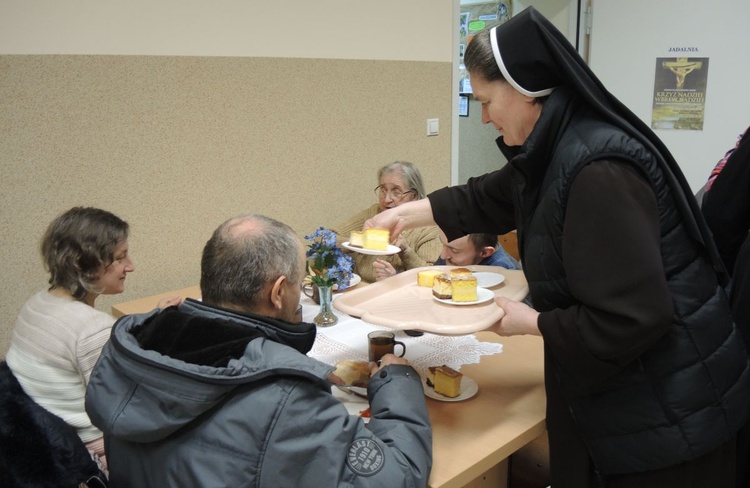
left=452, top=275, right=478, bottom=302
left=432, top=274, right=452, bottom=299
left=363, top=228, right=390, bottom=251
left=349, top=230, right=364, bottom=248
left=417, top=269, right=445, bottom=287
left=425, top=366, right=437, bottom=387
left=449, top=267, right=473, bottom=280
left=434, top=365, right=463, bottom=398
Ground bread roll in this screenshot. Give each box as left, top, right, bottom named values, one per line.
left=333, top=360, right=371, bottom=387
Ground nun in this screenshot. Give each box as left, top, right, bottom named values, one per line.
left=365, top=6, right=750, bottom=488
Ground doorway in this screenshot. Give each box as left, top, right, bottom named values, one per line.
left=453, top=0, right=583, bottom=184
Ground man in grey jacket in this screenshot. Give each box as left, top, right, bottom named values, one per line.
left=85, top=214, right=432, bottom=487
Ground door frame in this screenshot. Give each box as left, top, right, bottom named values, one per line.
left=451, top=0, right=584, bottom=185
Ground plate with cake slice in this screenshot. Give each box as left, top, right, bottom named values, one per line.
left=433, top=287, right=494, bottom=306
left=342, top=228, right=400, bottom=255
left=422, top=365, right=479, bottom=402
left=331, top=265, right=529, bottom=336
left=342, top=242, right=400, bottom=256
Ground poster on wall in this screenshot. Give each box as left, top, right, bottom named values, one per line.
left=459, top=1, right=512, bottom=94
left=651, top=56, right=709, bottom=131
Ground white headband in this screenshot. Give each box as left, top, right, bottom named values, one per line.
left=489, top=26, right=554, bottom=98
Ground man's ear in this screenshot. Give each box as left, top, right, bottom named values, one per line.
left=480, top=246, right=495, bottom=259
left=269, top=275, right=287, bottom=311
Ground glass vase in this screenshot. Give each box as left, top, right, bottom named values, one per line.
left=313, top=285, right=338, bottom=327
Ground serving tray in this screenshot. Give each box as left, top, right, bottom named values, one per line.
left=332, top=265, right=529, bottom=335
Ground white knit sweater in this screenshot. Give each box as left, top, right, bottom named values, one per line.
left=6, top=290, right=114, bottom=443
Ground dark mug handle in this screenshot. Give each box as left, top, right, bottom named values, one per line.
left=302, top=284, right=314, bottom=299
left=393, top=340, right=406, bottom=358
left=302, top=284, right=320, bottom=304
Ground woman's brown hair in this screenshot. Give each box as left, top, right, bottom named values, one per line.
left=41, top=207, right=129, bottom=301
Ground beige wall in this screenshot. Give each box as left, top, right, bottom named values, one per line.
left=0, top=1, right=454, bottom=355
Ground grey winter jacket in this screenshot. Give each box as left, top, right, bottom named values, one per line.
left=85, top=299, right=432, bottom=487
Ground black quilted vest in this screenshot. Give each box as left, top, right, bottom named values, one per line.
left=509, top=88, right=750, bottom=474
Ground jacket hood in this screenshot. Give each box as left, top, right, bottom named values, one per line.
left=85, top=299, right=332, bottom=443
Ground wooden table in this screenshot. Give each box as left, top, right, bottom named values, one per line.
left=430, top=332, right=545, bottom=488
left=111, top=286, right=201, bottom=317
left=111, top=286, right=546, bottom=488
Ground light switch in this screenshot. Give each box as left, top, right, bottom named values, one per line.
left=427, top=118, right=439, bottom=136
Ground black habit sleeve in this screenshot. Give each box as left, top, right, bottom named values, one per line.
left=428, top=163, right=517, bottom=241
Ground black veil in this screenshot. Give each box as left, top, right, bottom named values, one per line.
left=491, top=7, right=728, bottom=284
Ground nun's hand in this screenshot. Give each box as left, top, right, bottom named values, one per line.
left=364, top=207, right=406, bottom=240
left=487, top=296, right=541, bottom=336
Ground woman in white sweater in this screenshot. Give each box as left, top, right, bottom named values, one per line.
left=5, top=207, right=178, bottom=472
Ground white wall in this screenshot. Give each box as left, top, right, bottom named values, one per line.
left=588, top=0, right=750, bottom=192
left=0, top=0, right=453, bottom=61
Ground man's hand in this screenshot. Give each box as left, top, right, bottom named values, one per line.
left=370, top=353, right=410, bottom=374
left=156, top=296, right=184, bottom=309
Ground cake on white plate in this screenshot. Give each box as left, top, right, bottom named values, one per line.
left=434, top=365, right=463, bottom=398
left=349, top=231, right=364, bottom=248
left=432, top=274, right=453, bottom=300
left=449, top=267, right=473, bottom=280
left=425, top=365, right=463, bottom=398
left=417, top=269, right=444, bottom=287
left=452, top=274, right=478, bottom=302
left=363, top=228, right=390, bottom=251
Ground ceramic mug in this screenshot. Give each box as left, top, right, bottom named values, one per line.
left=302, top=283, right=320, bottom=304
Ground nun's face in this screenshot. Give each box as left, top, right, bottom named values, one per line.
left=471, top=75, right=543, bottom=147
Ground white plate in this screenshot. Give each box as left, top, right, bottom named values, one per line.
left=473, top=272, right=505, bottom=288
left=332, top=386, right=370, bottom=423
left=342, top=242, right=401, bottom=256
left=422, top=375, right=479, bottom=402
left=432, top=287, right=495, bottom=306
left=334, top=273, right=361, bottom=290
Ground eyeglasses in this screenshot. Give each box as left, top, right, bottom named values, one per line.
left=374, top=185, right=416, bottom=200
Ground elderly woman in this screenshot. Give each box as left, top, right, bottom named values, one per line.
left=334, top=161, right=441, bottom=283
left=365, top=8, right=749, bottom=488
left=5, top=207, right=179, bottom=472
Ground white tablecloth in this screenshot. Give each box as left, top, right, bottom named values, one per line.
left=302, top=293, right=502, bottom=377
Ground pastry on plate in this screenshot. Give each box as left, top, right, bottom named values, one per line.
left=432, top=274, right=453, bottom=300
left=363, top=228, right=390, bottom=251
left=449, top=267, right=473, bottom=280
left=425, top=366, right=438, bottom=387
left=424, top=365, right=463, bottom=398
left=417, top=269, right=445, bottom=287
left=349, top=231, right=364, bottom=248
left=332, top=360, right=371, bottom=388
left=452, top=274, right=478, bottom=302
left=433, top=365, right=463, bottom=398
